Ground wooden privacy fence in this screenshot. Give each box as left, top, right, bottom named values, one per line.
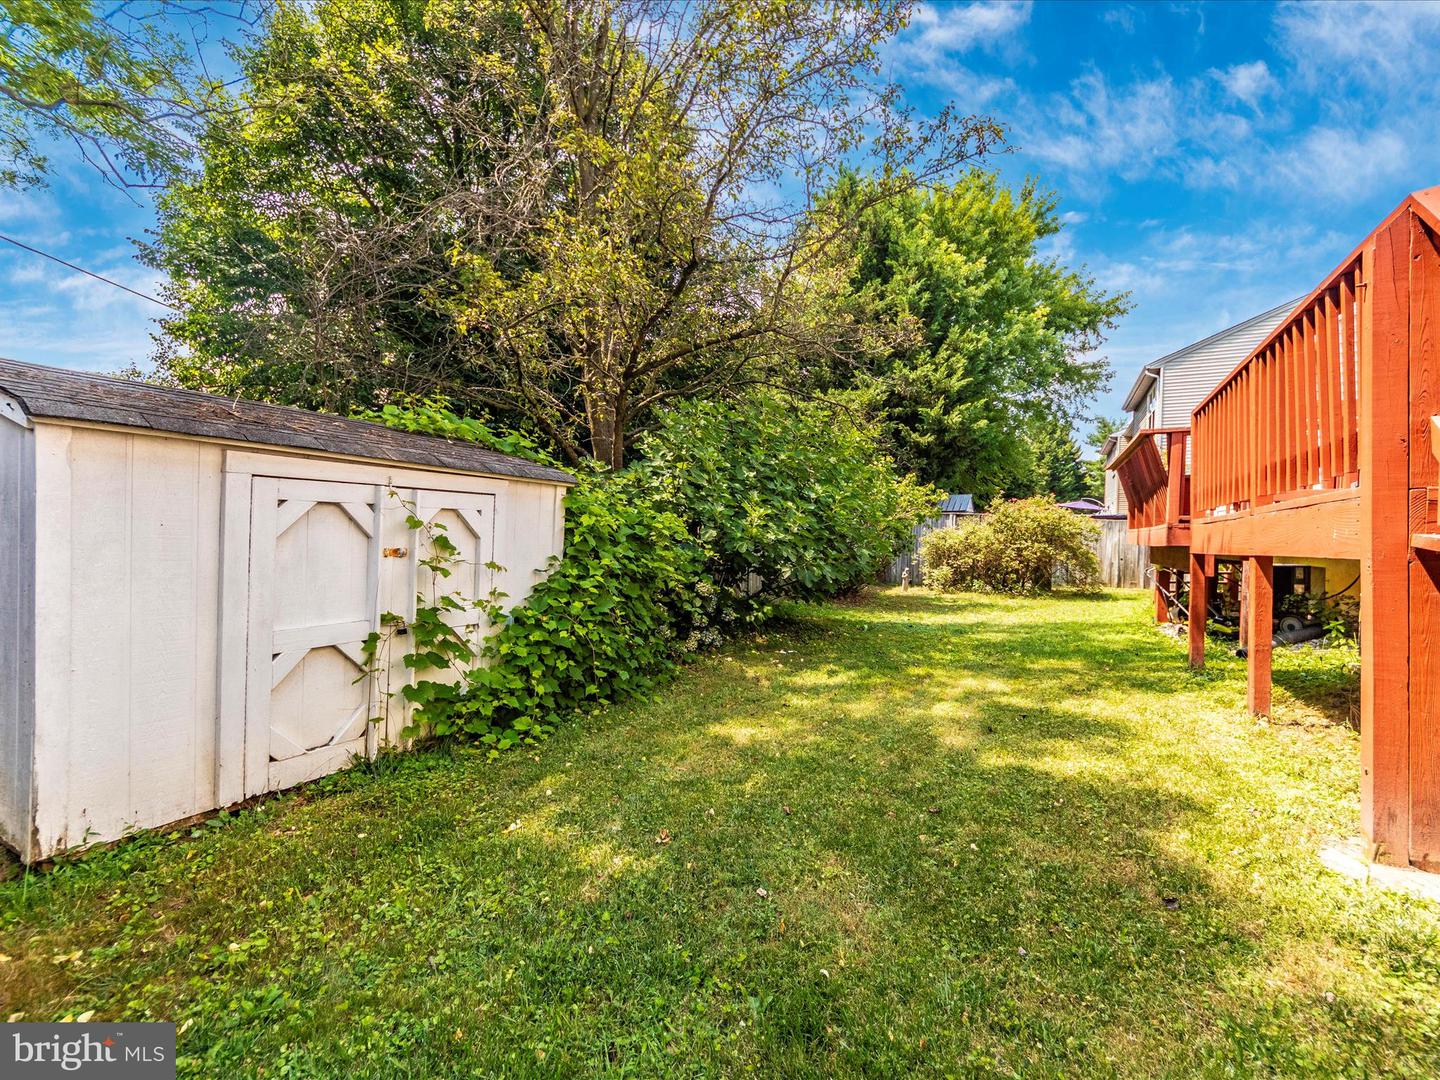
left=1096, top=516, right=1148, bottom=588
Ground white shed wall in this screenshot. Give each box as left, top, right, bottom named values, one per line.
left=20, top=423, right=568, bottom=859
left=0, top=408, right=35, bottom=855
left=31, top=424, right=225, bottom=854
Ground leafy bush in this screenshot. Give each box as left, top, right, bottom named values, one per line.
left=920, top=497, right=1099, bottom=593
left=635, top=393, right=937, bottom=621
left=359, top=401, right=559, bottom=467
left=460, top=472, right=702, bottom=744
left=368, top=394, right=932, bottom=750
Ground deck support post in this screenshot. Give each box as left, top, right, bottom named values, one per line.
left=1405, top=209, right=1440, bottom=869
left=1410, top=550, right=1440, bottom=868
left=1154, top=569, right=1172, bottom=623
left=1244, top=556, right=1273, bottom=716
left=1187, top=553, right=1210, bottom=669
left=1360, top=224, right=1413, bottom=865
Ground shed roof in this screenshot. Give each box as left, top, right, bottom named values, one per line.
left=0, top=357, right=575, bottom=486
left=939, top=493, right=975, bottom=514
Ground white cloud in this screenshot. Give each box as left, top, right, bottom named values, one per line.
left=1270, top=126, right=1410, bottom=200
left=905, top=1, right=1033, bottom=55
left=1008, top=44, right=1415, bottom=208
left=1275, top=0, right=1440, bottom=89
left=0, top=244, right=165, bottom=371
left=884, top=0, right=1032, bottom=95
left=1022, top=72, right=1180, bottom=182
left=1100, top=6, right=1139, bottom=34
left=1212, top=60, right=1277, bottom=109
left=0, top=187, right=60, bottom=228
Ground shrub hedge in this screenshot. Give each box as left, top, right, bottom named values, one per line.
left=365, top=394, right=931, bottom=748
left=920, top=496, right=1099, bottom=593
left=636, top=394, right=937, bottom=625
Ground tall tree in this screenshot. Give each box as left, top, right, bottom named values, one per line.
left=816, top=172, right=1129, bottom=503
left=1083, top=415, right=1124, bottom=501
left=145, top=0, right=1003, bottom=466
left=0, top=0, right=251, bottom=190
left=1027, top=418, right=1088, bottom=502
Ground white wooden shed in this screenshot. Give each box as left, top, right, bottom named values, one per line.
left=0, top=358, right=574, bottom=861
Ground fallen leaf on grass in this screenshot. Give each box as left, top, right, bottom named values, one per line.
left=654, top=829, right=672, bottom=845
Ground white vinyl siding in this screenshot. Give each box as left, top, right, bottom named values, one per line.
left=1104, top=436, right=1131, bottom=514
left=1158, top=312, right=1289, bottom=426
left=1126, top=386, right=1158, bottom=438
left=1124, top=300, right=1297, bottom=435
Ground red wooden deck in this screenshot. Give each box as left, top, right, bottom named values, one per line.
left=1111, top=186, right=1440, bottom=872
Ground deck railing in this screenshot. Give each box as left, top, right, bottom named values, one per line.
left=1190, top=258, right=1363, bottom=516
left=1112, top=428, right=1190, bottom=532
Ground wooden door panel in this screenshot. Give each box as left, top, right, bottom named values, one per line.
left=244, top=477, right=381, bottom=796
left=409, top=491, right=496, bottom=686
left=272, top=501, right=375, bottom=631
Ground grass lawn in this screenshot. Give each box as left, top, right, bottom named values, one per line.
left=2, top=588, right=1438, bottom=1077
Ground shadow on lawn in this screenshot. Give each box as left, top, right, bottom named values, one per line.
left=1272, top=657, right=1361, bottom=730
left=0, top=590, right=1406, bottom=1077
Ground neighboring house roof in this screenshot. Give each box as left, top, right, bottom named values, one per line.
left=939, top=493, right=975, bottom=514
left=1120, top=297, right=1302, bottom=415
left=0, top=357, right=576, bottom=485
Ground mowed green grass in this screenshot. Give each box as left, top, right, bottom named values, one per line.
left=2, top=588, right=1438, bottom=1078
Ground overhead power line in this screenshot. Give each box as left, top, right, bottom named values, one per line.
left=0, top=231, right=175, bottom=309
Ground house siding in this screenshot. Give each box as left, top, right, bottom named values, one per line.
left=1159, top=322, right=1283, bottom=426
left=1104, top=436, right=1131, bottom=515
left=1153, top=302, right=1296, bottom=428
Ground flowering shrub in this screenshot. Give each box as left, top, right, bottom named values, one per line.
left=921, top=497, right=1099, bottom=593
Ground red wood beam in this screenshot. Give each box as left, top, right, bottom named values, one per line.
left=1360, top=219, right=1412, bottom=865
left=1154, top=569, right=1172, bottom=623
left=1187, top=553, right=1210, bottom=669
left=1166, top=435, right=1185, bottom=523
left=1411, top=550, right=1440, bottom=868
left=1245, top=555, right=1273, bottom=716
left=1189, top=491, right=1362, bottom=560
left=1408, top=214, right=1440, bottom=869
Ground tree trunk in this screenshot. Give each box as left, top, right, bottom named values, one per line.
left=585, top=386, right=625, bottom=469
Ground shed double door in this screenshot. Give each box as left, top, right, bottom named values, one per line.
left=239, top=478, right=495, bottom=795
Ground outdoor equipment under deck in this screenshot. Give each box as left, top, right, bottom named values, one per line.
left=1111, top=187, right=1440, bottom=872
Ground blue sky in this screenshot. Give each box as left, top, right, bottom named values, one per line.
left=3, top=0, right=1440, bottom=427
